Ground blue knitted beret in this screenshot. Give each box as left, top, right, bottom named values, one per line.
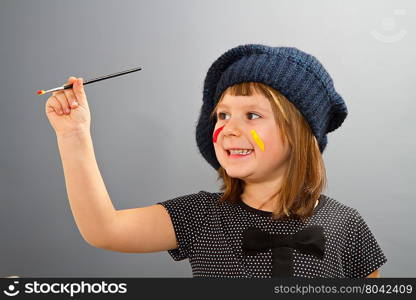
left=196, top=44, right=348, bottom=170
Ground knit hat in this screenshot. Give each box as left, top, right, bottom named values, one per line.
left=196, top=44, right=348, bottom=170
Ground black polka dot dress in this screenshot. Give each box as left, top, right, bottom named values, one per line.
left=157, top=191, right=387, bottom=278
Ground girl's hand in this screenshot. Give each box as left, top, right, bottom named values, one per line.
left=45, top=77, right=91, bottom=138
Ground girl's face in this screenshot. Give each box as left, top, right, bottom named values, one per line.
left=213, top=91, right=291, bottom=182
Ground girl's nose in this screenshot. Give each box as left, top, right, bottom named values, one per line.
left=223, top=120, right=242, bottom=137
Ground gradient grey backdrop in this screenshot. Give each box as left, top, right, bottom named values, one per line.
left=1, top=0, right=414, bottom=277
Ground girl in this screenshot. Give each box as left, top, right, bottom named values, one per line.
left=45, top=44, right=387, bottom=278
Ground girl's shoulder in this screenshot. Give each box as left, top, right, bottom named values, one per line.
left=157, top=190, right=220, bottom=216
left=318, top=194, right=377, bottom=232
left=197, top=190, right=222, bottom=199
left=320, top=194, right=362, bottom=215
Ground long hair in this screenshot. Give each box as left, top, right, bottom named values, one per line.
left=209, top=82, right=327, bottom=222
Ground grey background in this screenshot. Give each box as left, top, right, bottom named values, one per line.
left=0, top=0, right=414, bottom=277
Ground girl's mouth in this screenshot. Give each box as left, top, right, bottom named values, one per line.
left=226, top=149, right=254, bottom=159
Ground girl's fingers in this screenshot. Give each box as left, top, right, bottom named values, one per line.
left=46, top=95, right=64, bottom=115
left=63, top=77, right=79, bottom=108
left=53, top=91, right=71, bottom=114
left=73, top=77, right=86, bottom=105
left=46, top=76, right=87, bottom=116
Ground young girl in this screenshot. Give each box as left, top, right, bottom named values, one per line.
left=45, top=44, right=387, bottom=278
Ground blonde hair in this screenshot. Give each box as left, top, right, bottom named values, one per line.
left=209, top=82, right=327, bottom=222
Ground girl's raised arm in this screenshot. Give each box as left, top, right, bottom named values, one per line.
left=46, top=77, right=178, bottom=253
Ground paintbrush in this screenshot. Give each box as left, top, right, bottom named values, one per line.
left=37, top=66, right=142, bottom=95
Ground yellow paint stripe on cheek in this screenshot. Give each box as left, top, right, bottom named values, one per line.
left=250, top=129, right=265, bottom=152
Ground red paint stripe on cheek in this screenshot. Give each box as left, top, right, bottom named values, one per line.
left=213, top=125, right=224, bottom=143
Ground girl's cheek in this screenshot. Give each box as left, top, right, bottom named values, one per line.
left=250, top=129, right=265, bottom=152
left=213, top=125, right=224, bottom=143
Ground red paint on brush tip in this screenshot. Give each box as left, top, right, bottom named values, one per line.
left=37, top=90, right=45, bottom=95
left=213, top=125, right=224, bottom=143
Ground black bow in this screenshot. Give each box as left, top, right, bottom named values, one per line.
left=242, top=225, right=326, bottom=277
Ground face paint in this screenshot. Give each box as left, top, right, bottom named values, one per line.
left=213, top=125, right=224, bottom=143
left=250, top=129, right=265, bottom=151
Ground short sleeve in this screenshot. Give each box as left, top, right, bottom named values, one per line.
left=343, top=210, right=388, bottom=278
left=156, top=190, right=215, bottom=261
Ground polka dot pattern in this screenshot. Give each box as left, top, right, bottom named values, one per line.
left=157, top=191, right=387, bottom=278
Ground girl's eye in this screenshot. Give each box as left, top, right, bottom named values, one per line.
left=217, top=112, right=229, bottom=120
left=247, top=112, right=261, bottom=120
left=217, top=112, right=261, bottom=120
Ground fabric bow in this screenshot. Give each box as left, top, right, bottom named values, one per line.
left=242, top=225, right=326, bottom=277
